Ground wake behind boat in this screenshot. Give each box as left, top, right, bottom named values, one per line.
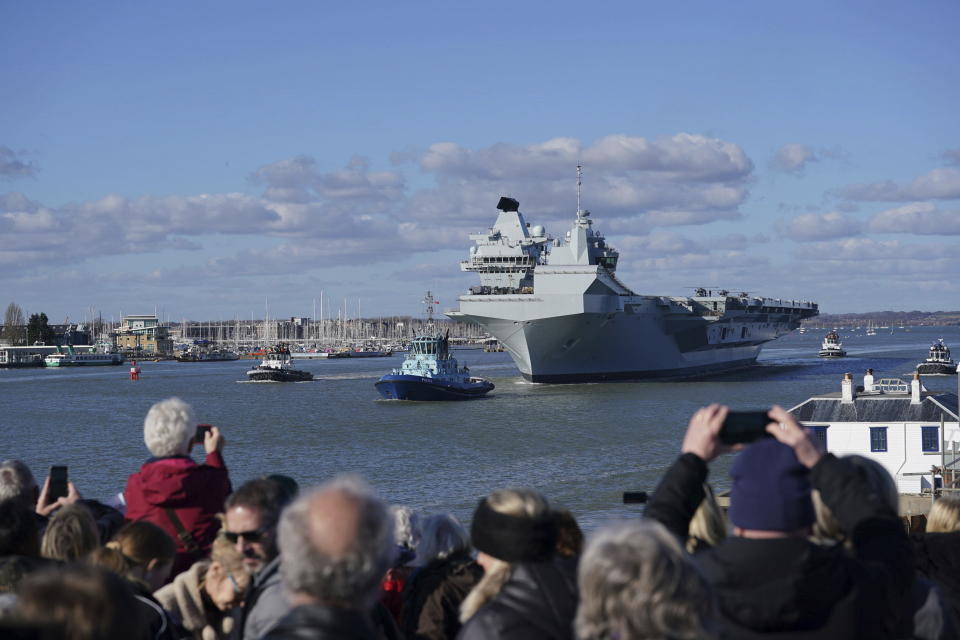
left=916, top=339, right=956, bottom=375
left=245, top=344, right=313, bottom=382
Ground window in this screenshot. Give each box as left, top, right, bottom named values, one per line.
left=810, top=426, right=828, bottom=449
left=870, top=427, right=888, bottom=452
left=922, top=426, right=940, bottom=453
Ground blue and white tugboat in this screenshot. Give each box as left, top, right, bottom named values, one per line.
left=375, top=292, right=494, bottom=400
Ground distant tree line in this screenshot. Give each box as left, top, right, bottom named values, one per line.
left=805, top=310, right=960, bottom=327
left=2, top=302, right=54, bottom=345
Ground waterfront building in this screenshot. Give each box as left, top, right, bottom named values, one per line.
left=789, top=370, right=959, bottom=493
left=113, top=315, right=173, bottom=355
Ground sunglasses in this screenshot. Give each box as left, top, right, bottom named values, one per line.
left=223, top=528, right=268, bottom=544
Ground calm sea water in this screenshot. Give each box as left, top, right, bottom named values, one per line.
left=4, top=326, right=959, bottom=530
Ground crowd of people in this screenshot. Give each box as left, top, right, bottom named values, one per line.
left=2, top=397, right=960, bottom=639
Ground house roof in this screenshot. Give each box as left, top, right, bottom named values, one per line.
left=790, top=391, right=958, bottom=423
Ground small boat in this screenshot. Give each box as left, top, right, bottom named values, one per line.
left=818, top=330, right=847, bottom=358
left=245, top=344, right=313, bottom=382
left=44, top=345, right=124, bottom=367
left=916, top=339, right=957, bottom=375
left=344, top=348, right=394, bottom=358
left=176, top=341, right=239, bottom=362
left=375, top=331, right=494, bottom=400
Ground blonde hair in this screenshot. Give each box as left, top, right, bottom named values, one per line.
left=41, top=504, right=99, bottom=561
left=459, top=488, right=550, bottom=623
left=687, top=484, right=726, bottom=552
left=210, top=534, right=250, bottom=585
left=927, top=497, right=960, bottom=533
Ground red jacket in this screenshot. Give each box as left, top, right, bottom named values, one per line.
left=124, top=451, right=232, bottom=578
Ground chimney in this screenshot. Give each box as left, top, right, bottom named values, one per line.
left=841, top=372, right=854, bottom=404
left=864, top=368, right=874, bottom=393
left=911, top=372, right=922, bottom=404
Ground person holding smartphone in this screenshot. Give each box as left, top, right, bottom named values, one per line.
left=644, top=405, right=914, bottom=639
left=124, top=397, right=232, bottom=581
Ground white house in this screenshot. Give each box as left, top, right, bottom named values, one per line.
left=789, top=370, right=959, bottom=494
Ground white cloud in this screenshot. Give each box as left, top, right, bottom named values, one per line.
left=618, top=231, right=705, bottom=255
left=838, top=167, right=960, bottom=202
left=772, top=143, right=817, bottom=173
left=1, top=134, right=755, bottom=284
left=792, top=237, right=955, bottom=262
left=779, top=211, right=863, bottom=242
left=868, top=202, right=960, bottom=235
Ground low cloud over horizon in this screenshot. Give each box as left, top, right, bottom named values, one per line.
left=3, top=133, right=959, bottom=317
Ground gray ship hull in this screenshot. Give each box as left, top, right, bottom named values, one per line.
left=454, top=295, right=803, bottom=382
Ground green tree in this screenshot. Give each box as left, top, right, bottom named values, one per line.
left=26, top=312, right=55, bottom=345
left=3, top=302, right=26, bottom=345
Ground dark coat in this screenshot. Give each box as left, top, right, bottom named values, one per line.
left=645, top=452, right=914, bottom=639
left=912, top=531, right=960, bottom=630
left=0, top=555, right=57, bottom=593
left=124, top=452, right=231, bottom=577
left=263, top=604, right=378, bottom=640
left=401, top=552, right=483, bottom=640
left=456, top=560, right=577, bottom=640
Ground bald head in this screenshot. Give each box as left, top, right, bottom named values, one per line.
left=307, top=489, right=363, bottom=558
left=279, top=475, right=393, bottom=609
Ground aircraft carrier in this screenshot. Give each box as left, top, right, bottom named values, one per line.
left=448, top=188, right=819, bottom=383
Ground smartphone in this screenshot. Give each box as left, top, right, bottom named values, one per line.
left=194, top=424, right=213, bottom=444
left=719, top=411, right=774, bottom=445
left=48, top=465, right=68, bottom=501
left=622, top=491, right=648, bottom=504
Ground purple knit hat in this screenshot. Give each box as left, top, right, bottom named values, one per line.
left=728, top=438, right=815, bottom=532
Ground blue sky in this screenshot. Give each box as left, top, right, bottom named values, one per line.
left=2, top=1, right=958, bottom=324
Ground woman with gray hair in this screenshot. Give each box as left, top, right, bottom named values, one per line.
left=124, top=397, right=232, bottom=579
left=400, top=513, right=482, bottom=640
left=575, top=519, right=717, bottom=640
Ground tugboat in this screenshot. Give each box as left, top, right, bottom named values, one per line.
left=818, top=330, right=847, bottom=358
left=245, top=343, right=313, bottom=382
left=916, top=339, right=957, bottom=375
left=375, top=292, right=494, bottom=400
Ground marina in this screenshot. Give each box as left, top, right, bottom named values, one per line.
left=3, top=325, right=958, bottom=530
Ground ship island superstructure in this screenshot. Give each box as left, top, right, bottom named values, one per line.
left=449, top=184, right=819, bottom=382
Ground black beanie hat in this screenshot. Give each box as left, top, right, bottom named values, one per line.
left=470, top=497, right=557, bottom=563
